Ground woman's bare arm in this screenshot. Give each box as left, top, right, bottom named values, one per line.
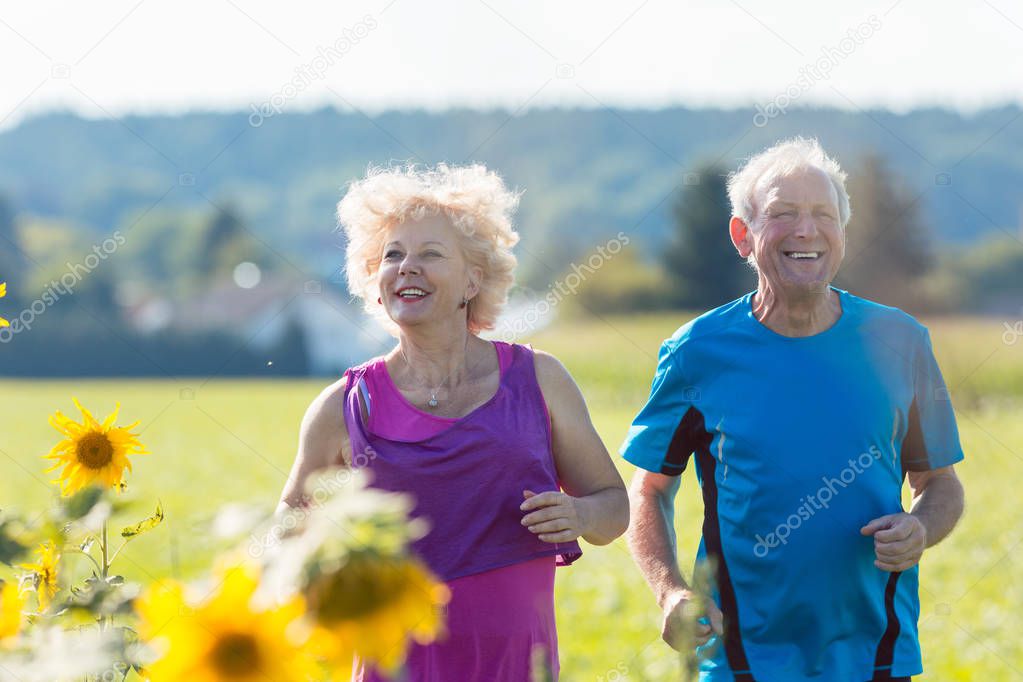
left=520, top=350, right=629, bottom=546
left=275, top=378, right=351, bottom=515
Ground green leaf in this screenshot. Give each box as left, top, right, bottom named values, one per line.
left=0, top=516, right=30, bottom=565
left=120, top=500, right=164, bottom=538
left=63, top=572, right=140, bottom=619
left=61, top=486, right=105, bottom=521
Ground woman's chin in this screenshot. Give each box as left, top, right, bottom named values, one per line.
left=389, top=306, right=436, bottom=328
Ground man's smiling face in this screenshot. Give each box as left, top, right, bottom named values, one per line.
left=748, top=167, right=846, bottom=295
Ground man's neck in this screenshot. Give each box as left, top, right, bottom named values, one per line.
left=752, top=283, right=842, bottom=337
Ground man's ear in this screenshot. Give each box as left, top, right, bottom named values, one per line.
left=729, top=216, right=753, bottom=259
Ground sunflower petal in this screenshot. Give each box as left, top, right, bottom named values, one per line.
left=101, top=403, right=122, bottom=431
left=71, top=397, right=101, bottom=430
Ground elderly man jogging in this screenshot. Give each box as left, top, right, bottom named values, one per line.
left=621, top=138, right=965, bottom=681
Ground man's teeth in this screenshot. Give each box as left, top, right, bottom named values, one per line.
left=399, top=288, right=427, bottom=298
left=785, top=252, right=820, bottom=260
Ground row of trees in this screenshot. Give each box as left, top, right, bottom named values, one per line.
left=663, top=154, right=933, bottom=311
left=0, top=195, right=312, bottom=376
left=568, top=153, right=1017, bottom=316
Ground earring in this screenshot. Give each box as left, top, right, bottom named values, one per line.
left=377, top=296, right=382, bottom=304
left=459, top=297, right=468, bottom=309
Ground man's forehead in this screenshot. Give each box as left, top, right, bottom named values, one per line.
left=759, top=168, right=838, bottom=207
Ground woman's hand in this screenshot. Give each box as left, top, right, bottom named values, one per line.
left=519, top=489, right=590, bottom=543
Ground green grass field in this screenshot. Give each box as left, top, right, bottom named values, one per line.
left=2, top=312, right=1021, bottom=679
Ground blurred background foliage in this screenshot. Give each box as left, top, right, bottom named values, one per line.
left=1, top=105, right=1021, bottom=375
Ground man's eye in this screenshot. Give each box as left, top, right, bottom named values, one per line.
left=774, top=211, right=795, bottom=218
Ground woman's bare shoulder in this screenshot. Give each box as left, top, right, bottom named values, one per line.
left=303, top=376, right=350, bottom=440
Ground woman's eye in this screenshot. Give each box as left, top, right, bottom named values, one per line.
left=422, top=251, right=442, bottom=258
left=384, top=250, right=402, bottom=260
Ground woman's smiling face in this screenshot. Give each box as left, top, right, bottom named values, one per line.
left=377, top=214, right=480, bottom=330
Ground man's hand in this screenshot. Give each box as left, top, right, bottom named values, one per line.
left=860, top=512, right=927, bottom=572
left=661, top=589, right=724, bottom=650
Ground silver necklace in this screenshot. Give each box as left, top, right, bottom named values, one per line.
left=397, top=337, right=477, bottom=409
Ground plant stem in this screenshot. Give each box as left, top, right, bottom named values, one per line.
left=64, top=546, right=103, bottom=574
left=100, top=520, right=109, bottom=633
left=102, top=520, right=109, bottom=579
left=106, top=538, right=133, bottom=567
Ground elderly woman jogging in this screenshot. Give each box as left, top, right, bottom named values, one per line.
left=278, top=163, right=629, bottom=681
left=621, top=138, right=965, bottom=681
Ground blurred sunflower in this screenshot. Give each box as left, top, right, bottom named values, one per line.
left=0, top=581, right=25, bottom=640
left=306, top=553, right=449, bottom=676
left=135, top=566, right=316, bottom=682
left=0, top=282, right=8, bottom=328
left=44, top=398, right=147, bottom=496
left=19, top=541, right=60, bottom=612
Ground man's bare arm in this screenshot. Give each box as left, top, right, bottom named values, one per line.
left=908, top=465, right=965, bottom=548
left=861, top=465, right=964, bottom=572
left=627, top=469, right=722, bottom=648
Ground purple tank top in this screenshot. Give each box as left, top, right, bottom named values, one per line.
left=341, top=341, right=582, bottom=581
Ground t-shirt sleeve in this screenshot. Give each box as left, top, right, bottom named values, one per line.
left=619, top=339, right=700, bottom=475
left=902, top=328, right=966, bottom=471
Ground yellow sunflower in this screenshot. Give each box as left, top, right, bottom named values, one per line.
left=306, top=553, right=450, bottom=676
left=19, top=541, right=60, bottom=612
left=135, top=565, right=316, bottom=682
left=0, top=581, right=25, bottom=640
left=44, top=398, right=147, bottom=496
left=0, top=281, right=9, bottom=328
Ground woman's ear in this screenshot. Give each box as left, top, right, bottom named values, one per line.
left=466, top=265, right=483, bottom=300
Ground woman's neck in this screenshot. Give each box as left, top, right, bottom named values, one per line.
left=392, top=327, right=479, bottom=388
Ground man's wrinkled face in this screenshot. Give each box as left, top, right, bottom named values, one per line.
left=748, top=167, right=845, bottom=294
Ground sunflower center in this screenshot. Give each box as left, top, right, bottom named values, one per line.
left=310, top=558, right=398, bottom=624
left=209, top=632, right=262, bottom=677
left=75, top=432, right=114, bottom=469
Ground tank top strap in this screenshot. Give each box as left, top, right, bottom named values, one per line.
left=340, top=362, right=373, bottom=434
left=499, top=342, right=555, bottom=439
left=494, top=339, right=514, bottom=375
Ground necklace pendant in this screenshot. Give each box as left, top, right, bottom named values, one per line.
left=428, top=395, right=438, bottom=408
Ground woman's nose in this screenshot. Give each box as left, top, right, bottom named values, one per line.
left=399, top=257, right=421, bottom=275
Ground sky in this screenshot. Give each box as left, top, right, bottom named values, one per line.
left=2, top=0, right=1022, bottom=131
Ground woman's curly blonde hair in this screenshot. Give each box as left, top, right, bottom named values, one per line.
left=337, top=163, right=521, bottom=336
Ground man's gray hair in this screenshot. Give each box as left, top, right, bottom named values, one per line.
left=728, top=137, right=851, bottom=229
left=726, top=137, right=851, bottom=269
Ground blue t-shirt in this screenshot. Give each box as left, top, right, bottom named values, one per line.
left=620, top=287, right=964, bottom=681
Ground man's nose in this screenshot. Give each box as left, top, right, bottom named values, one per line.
left=791, top=211, right=819, bottom=238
